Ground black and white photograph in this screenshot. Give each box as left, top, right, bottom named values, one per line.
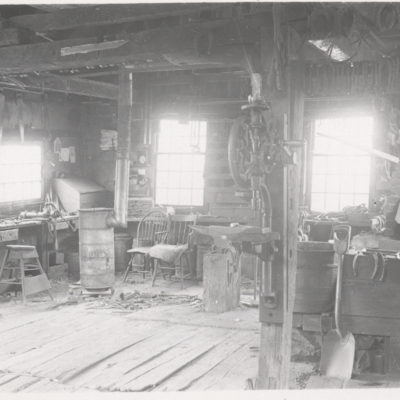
left=0, top=1, right=399, bottom=397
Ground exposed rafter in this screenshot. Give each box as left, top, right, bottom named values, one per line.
left=9, top=3, right=232, bottom=33
left=0, top=75, right=119, bottom=100
left=38, top=77, right=119, bottom=100
left=0, top=17, right=265, bottom=74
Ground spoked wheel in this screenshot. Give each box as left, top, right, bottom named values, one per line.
left=228, top=116, right=252, bottom=189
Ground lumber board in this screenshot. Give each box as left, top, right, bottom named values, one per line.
left=0, top=311, right=52, bottom=334
left=0, top=311, right=98, bottom=356
left=153, top=330, right=257, bottom=391
left=111, top=327, right=234, bottom=391
left=0, top=18, right=263, bottom=74
left=21, top=378, right=77, bottom=392
left=0, top=373, right=19, bottom=386
left=188, top=336, right=259, bottom=390
left=0, top=375, right=40, bottom=392
left=0, top=313, right=106, bottom=362
left=107, top=326, right=214, bottom=390
left=0, top=315, right=132, bottom=373
left=9, top=4, right=232, bottom=32
left=124, top=303, right=260, bottom=331
left=65, top=323, right=203, bottom=389
left=28, top=320, right=161, bottom=381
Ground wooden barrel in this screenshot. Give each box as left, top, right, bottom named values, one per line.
left=294, top=241, right=337, bottom=314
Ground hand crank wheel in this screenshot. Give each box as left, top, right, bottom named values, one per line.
left=228, top=116, right=252, bottom=189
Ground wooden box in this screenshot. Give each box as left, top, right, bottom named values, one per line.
left=342, top=253, right=400, bottom=319
left=48, top=251, right=64, bottom=266
left=294, top=242, right=336, bottom=314
left=48, top=264, right=68, bottom=280
left=52, top=177, right=112, bottom=212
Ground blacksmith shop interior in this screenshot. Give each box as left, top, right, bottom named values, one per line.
left=3, top=1, right=400, bottom=393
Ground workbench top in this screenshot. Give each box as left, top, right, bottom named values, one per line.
left=0, top=214, right=78, bottom=231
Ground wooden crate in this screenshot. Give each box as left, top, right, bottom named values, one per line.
left=294, top=242, right=336, bottom=314
left=342, top=253, right=400, bottom=319
left=53, top=177, right=112, bottom=212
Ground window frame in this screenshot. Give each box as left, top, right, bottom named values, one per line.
left=0, top=140, right=44, bottom=209
left=306, top=114, right=375, bottom=213
left=154, top=120, right=207, bottom=208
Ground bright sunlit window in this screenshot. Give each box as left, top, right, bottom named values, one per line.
left=155, top=120, right=206, bottom=206
left=0, top=144, right=42, bottom=203
left=311, top=117, right=373, bottom=212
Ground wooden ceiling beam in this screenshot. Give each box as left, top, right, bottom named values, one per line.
left=0, top=18, right=264, bottom=74
left=148, top=70, right=249, bottom=86
left=30, top=77, right=119, bottom=99
left=9, top=3, right=232, bottom=33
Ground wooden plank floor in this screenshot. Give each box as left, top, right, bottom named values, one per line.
left=0, top=303, right=260, bottom=392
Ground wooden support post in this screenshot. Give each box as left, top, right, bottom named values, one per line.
left=256, top=58, right=304, bottom=388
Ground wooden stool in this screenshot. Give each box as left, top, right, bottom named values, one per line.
left=0, top=245, right=53, bottom=304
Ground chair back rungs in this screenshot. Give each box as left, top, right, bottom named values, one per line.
left=166, top=214, right=198, bottom=246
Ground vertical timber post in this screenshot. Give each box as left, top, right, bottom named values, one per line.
left=256, top=30, right=304, bottom=389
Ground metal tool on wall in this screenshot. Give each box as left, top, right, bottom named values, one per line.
left=320, top=224, right=355, bottom=380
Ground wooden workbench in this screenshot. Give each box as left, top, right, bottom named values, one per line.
left=0, top=215, right=78, bottom=274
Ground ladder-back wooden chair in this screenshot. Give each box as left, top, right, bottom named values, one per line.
left=123, top=210, right=169, bottom=282
left=149, top=213, right=198, bottom=289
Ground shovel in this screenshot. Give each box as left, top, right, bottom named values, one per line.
left=320, top=224, right=355, bottom=380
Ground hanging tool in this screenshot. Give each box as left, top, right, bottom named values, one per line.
left=352, top=249, right=387, bottom=281
left=320, top=224, right=355, bottom=380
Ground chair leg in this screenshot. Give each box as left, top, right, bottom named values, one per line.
left=123, top=255, right=134, bottom=283
left=180, top=258, right=183, bottom=290
left=20, top=258, right=26, bottom=305
left=186, top=253, right=195, bottom=286
left=151, top=259, right=159, bottom=287
left=148, top=257, right=154, bottom=280
left=143, top=254, right=150, bottom=279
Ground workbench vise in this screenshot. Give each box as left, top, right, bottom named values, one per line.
left=19, top=202, right=62, bottom=250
